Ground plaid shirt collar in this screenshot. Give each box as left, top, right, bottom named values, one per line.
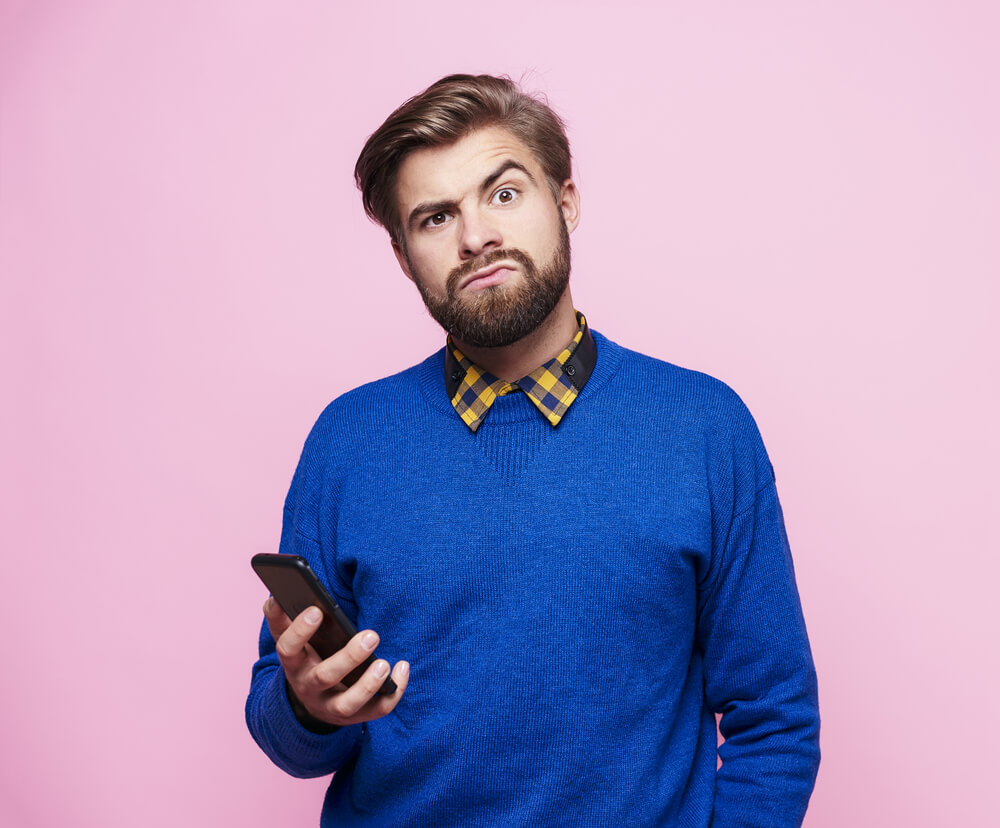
left=443, top=311, right=597, bottom=433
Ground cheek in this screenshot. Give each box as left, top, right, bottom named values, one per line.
left=517, top=225, right=558, bottom=261
left=407, top=245, right=452, bottom=285
left=515, top=205, right=561, bottom=245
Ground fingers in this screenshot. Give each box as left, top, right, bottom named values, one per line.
left=262, top=596, right=290, bottom=639
left=385, top=659, right=410, bottom=704
left=312, top=629, right=381, bottom=688
left=262, top=596, right=410, bottom=727
left=318, top=658, right=411, bottom=725
left=270, top=603, right=324, bottom=676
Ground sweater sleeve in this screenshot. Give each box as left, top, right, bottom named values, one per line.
left=245, top=617, right=363, bottom=778
left=245, top=410, right=364, bottom=778
left=696, top=415, right=821, bottom=826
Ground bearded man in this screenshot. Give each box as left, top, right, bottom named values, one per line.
left=246, top=74, right=821, bottom=827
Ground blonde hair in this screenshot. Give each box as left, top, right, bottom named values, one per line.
left=354, top=74, right=572, bottom=245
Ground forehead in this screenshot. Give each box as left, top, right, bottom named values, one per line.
left=395, top=126, right=543, bottom=208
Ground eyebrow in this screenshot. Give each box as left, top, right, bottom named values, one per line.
left=406, top=159, right=537, bottom=231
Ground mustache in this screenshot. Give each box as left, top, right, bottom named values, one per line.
left=446, top=248, right=534, bottom=293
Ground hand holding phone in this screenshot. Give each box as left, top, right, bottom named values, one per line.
left=254, top=553, right=409, bottom=730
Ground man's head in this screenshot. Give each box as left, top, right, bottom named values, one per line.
left=354, top=75, right=580, bottom=348
left=355, top=74, right=573, bottom=248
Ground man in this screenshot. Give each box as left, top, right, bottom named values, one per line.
left=246, top=74, right=820, bottom=827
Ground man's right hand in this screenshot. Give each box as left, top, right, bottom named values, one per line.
left=264, top=597, right=410, bottom=728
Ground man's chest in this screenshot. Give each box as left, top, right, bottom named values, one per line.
left=328, top=426, right=715, bottom=642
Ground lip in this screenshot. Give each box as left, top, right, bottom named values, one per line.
left=460, top=263, right=517, bottom=291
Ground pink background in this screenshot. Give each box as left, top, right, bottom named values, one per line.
left=1, top=1, right=997, bottom=825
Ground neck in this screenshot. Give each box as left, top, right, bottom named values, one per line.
left=452, top=288, right=578, bottom=382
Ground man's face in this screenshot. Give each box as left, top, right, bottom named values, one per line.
left=392, top=126, right=580, bottom=348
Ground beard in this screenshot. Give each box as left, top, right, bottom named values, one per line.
left=409, top=216, right=571, bottom=348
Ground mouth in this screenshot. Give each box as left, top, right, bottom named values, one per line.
left=459, top=263, right=517, bottom=292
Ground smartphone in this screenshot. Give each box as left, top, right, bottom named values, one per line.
left=251, top=552, right=397, bottom=696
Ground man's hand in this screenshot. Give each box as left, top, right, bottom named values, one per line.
left=264, top=597, right=409, bottom=728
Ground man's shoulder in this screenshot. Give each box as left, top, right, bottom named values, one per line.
left=596, top=331, right=750, bottom=419
left=326, top=350, right=440, bottom=412
left=601, top=332, right=774, bottom=483
left=305, top=348, right=446, bottom=440
left=290, top=349, right=445, bottom=475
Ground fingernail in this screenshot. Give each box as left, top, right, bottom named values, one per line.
left=374, top=660, right=389, bottom=678
left=304, top=607, right=322, bottom=624
left=362, top=632, right=378, bottom=650
left=399, top=661, right=410, bottom=677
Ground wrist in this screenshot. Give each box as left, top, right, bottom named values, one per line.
left=284, top=677, right=341, bottom=735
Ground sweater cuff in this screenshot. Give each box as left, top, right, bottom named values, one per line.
left=258, top=666, right=362, bottom=776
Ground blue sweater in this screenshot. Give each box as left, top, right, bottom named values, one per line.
left=246, top=332, right=820, bottom=827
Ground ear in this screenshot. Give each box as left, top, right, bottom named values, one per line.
left=391, top=239, right=415, bottom=282
left=558, top=179, right=581, bottom=234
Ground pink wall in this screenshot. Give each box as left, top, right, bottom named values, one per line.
left=1, top=1, right=996, bottom=825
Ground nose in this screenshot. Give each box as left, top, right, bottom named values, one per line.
left=458, top=208, right=502, bottom=260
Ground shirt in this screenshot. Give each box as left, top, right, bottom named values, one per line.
left=443, top=311, right=597, bottom=432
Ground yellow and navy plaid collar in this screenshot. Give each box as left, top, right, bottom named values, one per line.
left=443, top=312, right=597, bottom=433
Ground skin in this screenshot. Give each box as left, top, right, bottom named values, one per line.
left=264, top=597, right=409, bottom=727
left=392, top=125, right=582, bottom=380
left=265, top=126, right=582, bottom=727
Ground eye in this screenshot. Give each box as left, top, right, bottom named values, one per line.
left=423, top=212, right=451, bottom=228
left=491, top=188, right=518, bottom=205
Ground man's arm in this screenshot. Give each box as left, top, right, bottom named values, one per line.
left=245, top=449, right=410, bottom=779
left=698, top=480, right=820, bottom=827
left=245, top=599, right=409, bottom=778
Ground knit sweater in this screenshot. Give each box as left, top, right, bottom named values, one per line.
left=245, top=331, right=820, bottom=827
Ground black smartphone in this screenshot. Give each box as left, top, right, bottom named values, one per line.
left=251, top=552, right=397, bottom=696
